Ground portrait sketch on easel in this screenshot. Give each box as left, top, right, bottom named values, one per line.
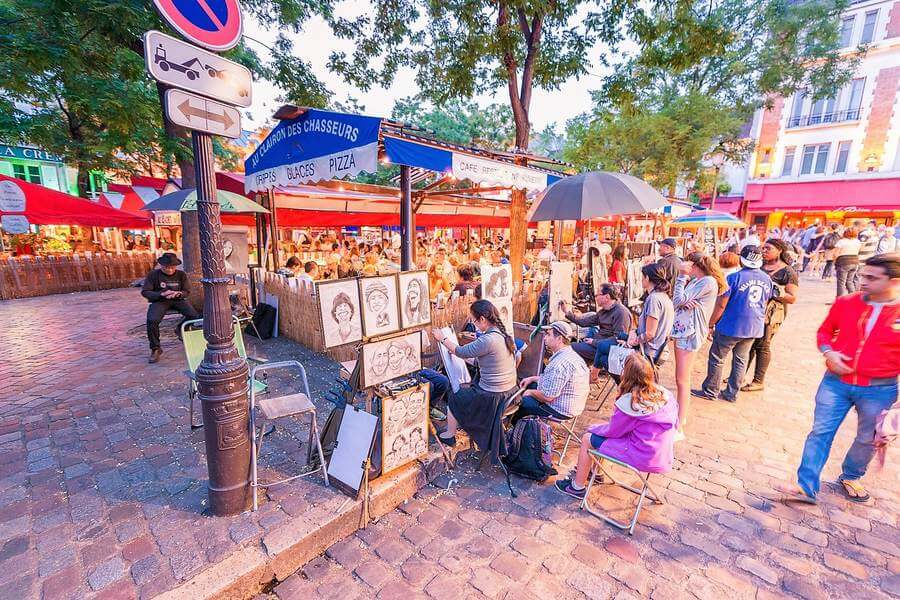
left=494, top=298, right=515, bottom=339
left=480, top=263, right=512, bottom=302
left=316, top=278, right=363, bottom=349
left=359, top=331, right=423, bottom=388
left=398, top=271, right=431, bottom=329
left=359, top=275, right=400, bottom=337
left=382, top=383, right=429, bottom=474
left=549, top=261, right=574, bottom=322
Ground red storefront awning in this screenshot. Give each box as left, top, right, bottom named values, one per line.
left=745, top=177, right=900, bottom=212
left=0, top=174, right=152, bottom=229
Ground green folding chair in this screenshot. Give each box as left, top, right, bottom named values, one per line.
left=182, top=318, right=267, bottom=429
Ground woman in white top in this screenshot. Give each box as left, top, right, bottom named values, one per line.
left=670, top=253, right=727, bottom=440
left=834, top=227, right=862, bottom=298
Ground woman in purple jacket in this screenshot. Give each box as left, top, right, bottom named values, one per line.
left=556, top=354, right=677, bottom=499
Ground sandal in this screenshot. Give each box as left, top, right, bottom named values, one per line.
left=775, top=483, right=817, bottom=505
left=838, top=477, right=870, bottom=503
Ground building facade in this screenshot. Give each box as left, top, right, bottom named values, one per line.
left=0, top=143, right=107, bottom=198
left=742, top=0, right=900, bottom=230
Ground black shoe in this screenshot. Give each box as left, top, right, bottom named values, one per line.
left=149, top=348, right=162, bottom=363
left=555, top=478, right=587, bottom=500
left=741, top=381, right=764, bottom=392
left=718, top=392, right=737, bottom=403
left=691, top=388, right=716, bottom=400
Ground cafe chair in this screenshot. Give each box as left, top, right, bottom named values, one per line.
left=249, top=360, right=328, bottom=511
left=580, top=449, right=664, bottom=536
left=181, top=317, right=267, bottom=429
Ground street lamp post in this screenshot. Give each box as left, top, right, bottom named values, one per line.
left=193, top=131, right=251, bottom=516
left=709, top=152, right=726, bottom=212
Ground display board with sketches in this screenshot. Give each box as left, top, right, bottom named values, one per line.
left=359, top=275, right=401, bottom=337
left=436, top=326, right=472, bottom=393
left=494, top=298, right=515, bottom=339
left=360, top=331, right=422, bottom=388
left=397, top=271, right=431, bottom=329
left=316, top=278, right=364, bottom=349
left=480, top=263, right=512, bottom=303
left=381, top=383, right=430, bottom=474
left=549, top=261, right=574, bottom=322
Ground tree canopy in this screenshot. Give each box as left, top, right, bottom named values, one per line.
left=0, top=0, right=332, bottom=195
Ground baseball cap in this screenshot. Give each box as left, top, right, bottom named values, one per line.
left=660, top=238, right=677, bottom=248
left=542, top=321, right=574, bottom=340
left=740, top=245, right=763, bottom=269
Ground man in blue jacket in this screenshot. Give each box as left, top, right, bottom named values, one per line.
left=694, top=246, right=774, bottom=402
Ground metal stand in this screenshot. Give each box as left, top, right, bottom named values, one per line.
left=192, top=131, right=251, bottom=516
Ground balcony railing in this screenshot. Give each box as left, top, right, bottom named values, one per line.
left=787, top=109, right=861, bottom=128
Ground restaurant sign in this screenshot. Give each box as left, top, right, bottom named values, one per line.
left=1, top=215, right=30, bottom=234
left=451, top=153, right=548, bottom=192
left=244, top=108, right=382, bottom=193
left=155, top=211, right=182, bottom=226
left=0, top=180, right=26, bottom=212
left=0, top=144, right=63, bottom=163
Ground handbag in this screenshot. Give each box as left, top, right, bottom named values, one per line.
left=608, top=344, right=635, bottom=376
left=874, top=405, right=899, bottom=469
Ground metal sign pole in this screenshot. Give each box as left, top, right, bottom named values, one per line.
left=400, top=165, right=414, bottom=271
left=192, top=131, right=251, bottom=516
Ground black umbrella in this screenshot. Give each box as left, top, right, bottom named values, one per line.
left=527, top=171, right=668, bottom=221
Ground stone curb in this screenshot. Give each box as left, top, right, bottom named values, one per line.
left=155, top=448, right=452, bottom=600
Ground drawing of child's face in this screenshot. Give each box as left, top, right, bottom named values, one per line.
left=368, top=290, right=388, bottom=313
left=371, top=346, right=389, bottom=375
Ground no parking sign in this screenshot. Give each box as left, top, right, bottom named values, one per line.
left=153, top=0, right=243, bottom=51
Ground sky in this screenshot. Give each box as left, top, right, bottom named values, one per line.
left=240, top=2, right=608, bottom=134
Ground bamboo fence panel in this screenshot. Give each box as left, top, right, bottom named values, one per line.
left=262, top=272, right=543, bottom=362
left=0, top=252, right=156, bottom=300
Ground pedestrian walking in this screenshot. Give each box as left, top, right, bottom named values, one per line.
left=781, top=253, right=899, bottom=504
left=856, top=226, right=879, bottom=290
left=141, top=253, right=200, bottom=364
left=694, top=246, right=774, bottom=402
left=656, top=238, right=682, bottom=295
left=834, top=227, right=861, bottom=297
left=821, top=224, right=841, bottom=280
left=743, top=239, right=799, bottom=392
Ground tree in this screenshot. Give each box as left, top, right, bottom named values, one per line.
left=0, top=0, right=333, bottom=196
left=391, top=97, right=515, bottom=150
left=327, top=0, right=610, bottom=280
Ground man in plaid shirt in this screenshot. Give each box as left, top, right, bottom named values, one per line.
left=512, top=321, right=590, bottom=422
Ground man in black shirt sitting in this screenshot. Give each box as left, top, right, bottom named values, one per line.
left=141, top=253, right=200, bottom=363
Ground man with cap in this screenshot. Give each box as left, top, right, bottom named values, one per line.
left=657, top=238, right=682, bottom=296
left=141, top=253, right=200, bottom=363
left=694, top=245, right=774, bottom=402
left=512, top=321, right=590, bottom=423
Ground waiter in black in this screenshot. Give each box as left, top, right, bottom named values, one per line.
left=142, top=253, right=200, bottom=363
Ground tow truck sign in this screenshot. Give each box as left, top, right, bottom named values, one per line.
left=144, top=30, right=252, bottom=107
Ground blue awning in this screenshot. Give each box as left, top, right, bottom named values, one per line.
left=245, top=108, right=382, bottom=193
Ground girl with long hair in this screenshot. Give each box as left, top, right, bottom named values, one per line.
left=431, top=299, right=518, bottom=454
left=671, top=252, right=727, bottom=440
left=556, top=354, right=677, bottom=499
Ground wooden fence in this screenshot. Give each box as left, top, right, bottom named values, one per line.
left=262, top=272, right=542, bottom=362
left=0, top=253, right=156, bottom=300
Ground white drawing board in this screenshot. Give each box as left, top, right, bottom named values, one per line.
left=549, top=261, right=574, bottom=322
left=327, top=407, right=379, bottom=498
left=436, top=327, right=472, bottom=393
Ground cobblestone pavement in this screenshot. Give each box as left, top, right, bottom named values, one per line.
left=0, top=288, right=345, bottom=599
left=273, top=275, right=899, bottom=600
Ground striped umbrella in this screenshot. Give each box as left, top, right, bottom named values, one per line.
left=669, top=210, right=744, bottom=229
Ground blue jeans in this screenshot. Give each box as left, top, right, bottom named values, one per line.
left=797, top=374, right=897, bottom=498
left=593, top=333, right=629, bottom=369
left=700, top=331, right=754, bottom=401
left=419, top=368, right=450, bottom=407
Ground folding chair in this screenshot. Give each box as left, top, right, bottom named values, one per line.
left=580, top=449, right=664, bottom=535
left=249, top=361, right=328, bottom=511
left=547, top=415, right=580, bottom=465
left=181, top=317, right=267, bottom=429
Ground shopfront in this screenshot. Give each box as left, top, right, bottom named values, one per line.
left=0, top=144, right=107, bottom=197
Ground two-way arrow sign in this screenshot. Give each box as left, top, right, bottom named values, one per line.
left=165, top=89, right=241, bottom=138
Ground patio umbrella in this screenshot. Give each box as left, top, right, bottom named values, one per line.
left=670, top=210, right=744, bottom=229
left=142, top=188, right=269, bottom=214
left=526, top=171, right=668, bottom=221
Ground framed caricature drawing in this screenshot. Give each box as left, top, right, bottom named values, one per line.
left=359, top=331, right=422, bottom=388
left=480, top=263, right=512, bottom=303
left=397, top=270, right=431, bottom=329
left=316, top=278, right=364, bottom=349
left=381, top=383, right=429, bottom=475
left=359, top=275, right=400, bottom=337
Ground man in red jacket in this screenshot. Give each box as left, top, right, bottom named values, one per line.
left=781, top=253, right=899, bottom=504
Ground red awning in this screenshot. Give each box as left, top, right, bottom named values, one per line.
left=0, top=174, right=152, bottom=229
left=745, top=178, right=900, bottom=212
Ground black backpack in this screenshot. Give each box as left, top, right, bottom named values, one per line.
left=823, top=232, right=840, bottom=250
left=246, top=303, right=276, bottom=339
left=503, top=417, right=557, bottom=482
